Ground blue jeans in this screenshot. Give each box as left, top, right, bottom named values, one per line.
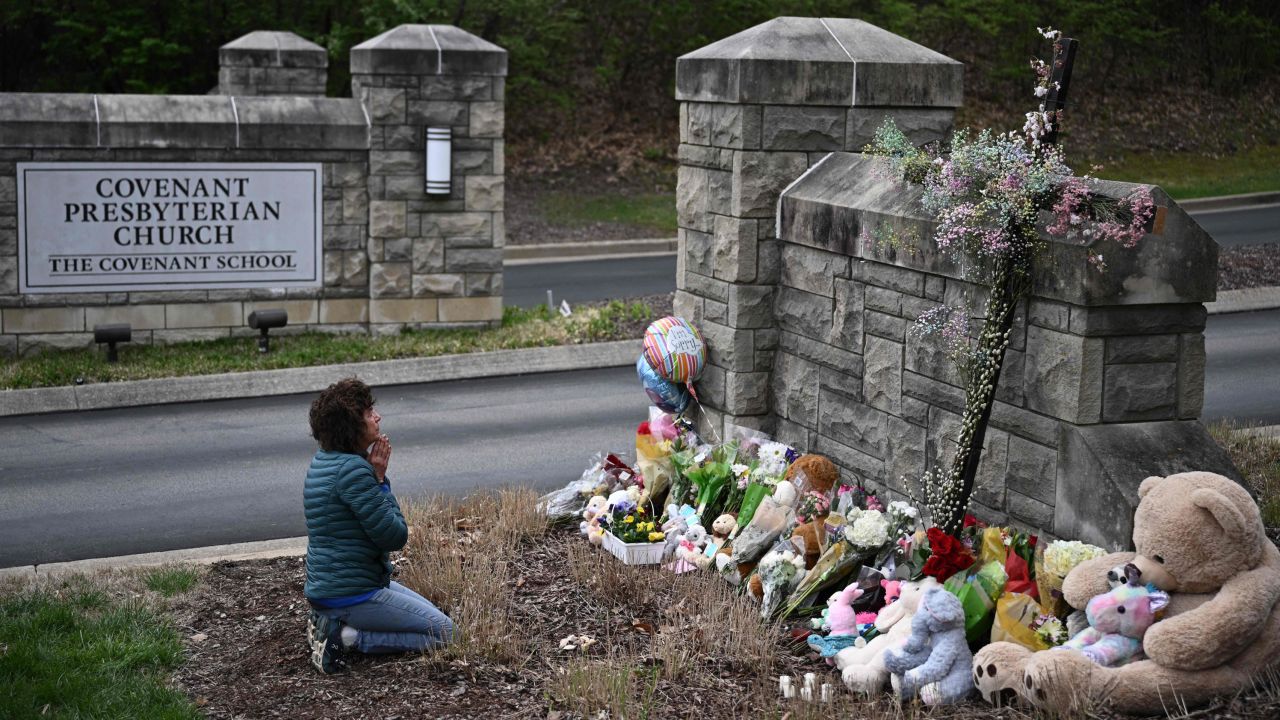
left=313, top=581, right=455, bottom=655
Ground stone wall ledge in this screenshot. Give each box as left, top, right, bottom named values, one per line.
left=0, top=93, right=368, bottom=149
left=351, top=24, right=508, bottom=77
left=676, top=17, right=962, bottom=107
left=779, top=152, right=1218, bottom=307
left=219, top=30, right=328, bottom=68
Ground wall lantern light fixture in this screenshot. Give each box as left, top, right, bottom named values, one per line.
left=424, top=127, right=452, bottom=196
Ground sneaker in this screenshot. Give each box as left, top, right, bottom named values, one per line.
left=306, top=610, right=344, bottom=674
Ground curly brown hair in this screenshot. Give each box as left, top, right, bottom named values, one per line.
left=309, top=377, right=375, bottom=453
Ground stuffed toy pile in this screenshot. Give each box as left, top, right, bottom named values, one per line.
left=973, top=471, right=1280, bottom=714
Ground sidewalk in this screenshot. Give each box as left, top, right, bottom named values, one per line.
left=0, top=339, right=639, bottom=418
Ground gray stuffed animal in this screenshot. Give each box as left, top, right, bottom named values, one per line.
left=882, top=587, right=974, bottom=705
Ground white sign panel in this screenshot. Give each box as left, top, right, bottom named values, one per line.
left=17, top=162, right=323, bottom=293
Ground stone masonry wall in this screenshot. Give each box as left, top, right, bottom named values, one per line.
left=0, top=25, right=508, bottom=355
left=350, top=25, right=507, bottom=328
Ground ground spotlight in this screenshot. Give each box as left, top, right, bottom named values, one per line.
left=93, top=323, right=132, bottom=363
left=248, top=309, right=288, bottom=353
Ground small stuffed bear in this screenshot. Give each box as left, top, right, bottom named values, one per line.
left=581, top=495, right=608, bottom=546
left=710, top=513, right=737, bottom=549
left=789, top=520, right=825, bottom=569
left=883, top=587, right=974, bottom=705
left=676, top=524, right=708, bottom=567
left=1056, top=563, right=1170, bottom=667
left=785, top=454, right=839, bottom=496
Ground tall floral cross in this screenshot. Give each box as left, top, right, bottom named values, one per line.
left=869, top=28, right=1156, bottom=535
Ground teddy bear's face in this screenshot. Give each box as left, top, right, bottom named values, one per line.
left=1132, top=472, right=1265, bottom=594
left=583, top=496, right=607, bottom=520
left=712, top=513, right=736, bottom=536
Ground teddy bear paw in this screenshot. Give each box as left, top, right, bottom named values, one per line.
left=1022, top=647, right=1097, bottom=713
left=841, top=665, right=887, bottom=695
left=972, top=642, right=1032, bottom=707
left=918, top=682, right=946, bottom=706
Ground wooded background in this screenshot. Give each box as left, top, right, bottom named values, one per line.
left=3, top=1, right=1277, bottom=173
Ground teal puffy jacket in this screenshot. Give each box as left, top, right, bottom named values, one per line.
left=303, top=450, right=408, bottom=600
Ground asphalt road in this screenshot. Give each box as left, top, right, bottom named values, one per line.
left=0, top=366, right=648, bottom=567
left=1203, top=307, right=1280, bottom=425
left=505, top=254, right=678, bottom=308
left=503, top=205, right=1276, bottom=308
left=1192, top=203, right=1280, bottom=247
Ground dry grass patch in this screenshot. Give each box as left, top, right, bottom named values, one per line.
left=398, top=488, right=547, bottom=669
left=1209, top=420, right=1280, bottom=529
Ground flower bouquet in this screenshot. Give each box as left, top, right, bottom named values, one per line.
left=734, top=441, right=792, bottom=533
left=1037, top=539, right=1106, bottom=618
left=599, top=501, right=666, bottom=565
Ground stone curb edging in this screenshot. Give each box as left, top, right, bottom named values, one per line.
left=503, top=237, right=677, bottom=263
left=0, top=536, right=309, bottom=581
left=0, top=338, right=642, bottom=418
left=1206, top=286, right=1280, bottom=315
left=1181, top=191, right=1280, bottom=212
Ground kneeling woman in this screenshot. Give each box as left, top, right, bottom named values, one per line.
left=303, top=378, right=454, bottom=673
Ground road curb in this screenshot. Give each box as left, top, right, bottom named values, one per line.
left=1206, top=286, right=1280, bottom=315
left=0, top=338, right=641, bottom=418
left=504, top=238, right=676, bottom=263
left=1181, top=191, right=1280, bottom=212
left=0, top=536, right=309, bottom=580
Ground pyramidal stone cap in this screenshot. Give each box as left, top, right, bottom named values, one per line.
left=219, top=31, right=328, bottom=68
left=351, top=24, right=507, bottom=76
left=677, top=17, right=962, bottom=107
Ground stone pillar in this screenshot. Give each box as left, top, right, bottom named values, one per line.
left=217, top=31, right=328, bottom=96
left=674, top=17, right=962, bottom=437
left=351, top=25, right=506, bottom=330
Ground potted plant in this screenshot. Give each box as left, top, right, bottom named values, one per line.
left=600, top=501, right=666, bottom=565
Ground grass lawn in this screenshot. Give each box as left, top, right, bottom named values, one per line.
left=1092, top=144, right=1280, bottom=199
left=1, top=299, right=658, bottom=391
left=527, top=146, right=1279, bottom=240
left=539, top=192, right=677, bottom=235
left=0, top=571, right=201, bottom=719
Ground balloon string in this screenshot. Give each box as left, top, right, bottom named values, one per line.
left=686, top=392, right=722, bottom=446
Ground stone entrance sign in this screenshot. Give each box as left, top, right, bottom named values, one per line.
left=18, top=162, right=322, bottom=293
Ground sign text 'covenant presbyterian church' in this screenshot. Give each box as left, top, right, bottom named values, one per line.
left=17, top=163, right=323, bottom=293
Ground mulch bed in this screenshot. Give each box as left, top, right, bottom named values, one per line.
left=169, top=528, right=1280, bottom=720
left=169, top=529, right=811, bottom=719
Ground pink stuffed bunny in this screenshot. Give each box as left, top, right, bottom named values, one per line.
left=827, top=584, right=864, bottom=636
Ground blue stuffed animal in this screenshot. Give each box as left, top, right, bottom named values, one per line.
left=882, top=587, right=974, bottom=704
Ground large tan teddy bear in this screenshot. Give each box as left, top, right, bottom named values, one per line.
left=972, top=471, right=1280, bottom=715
